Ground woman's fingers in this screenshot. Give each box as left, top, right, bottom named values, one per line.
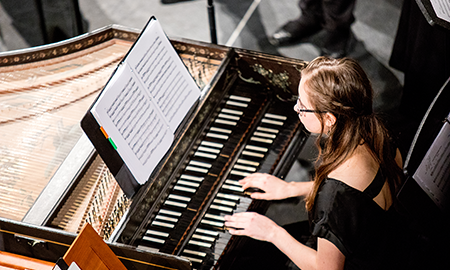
left=224, top=212, right=277, bottom=241
left=240, top=173, right=270, bottom=190
left=224, top=213, right=251, bottom=229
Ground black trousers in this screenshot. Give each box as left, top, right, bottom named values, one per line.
left=298, top=0, right=356, bottom=31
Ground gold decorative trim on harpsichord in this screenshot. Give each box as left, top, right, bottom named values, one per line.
left=0, top=24, right=228, bottom=67
left=0, top=25, right=138, bottom=67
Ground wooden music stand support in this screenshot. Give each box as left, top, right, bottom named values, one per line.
left=62, top=223, right=127, bottom=270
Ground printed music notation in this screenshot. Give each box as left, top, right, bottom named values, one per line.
left=90, top=17, right=200, bottom=185
left=413, top=113, right=450, bottom=212
left=430, top=0, right=450, bottom=23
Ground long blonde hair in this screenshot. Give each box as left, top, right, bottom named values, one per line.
left=303, top=57, right=402, bottom=211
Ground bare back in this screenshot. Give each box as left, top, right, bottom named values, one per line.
left=327, top=144, right=393, bottom=210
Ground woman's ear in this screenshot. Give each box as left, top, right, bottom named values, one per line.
left=325, top=112, right=336, bottom=128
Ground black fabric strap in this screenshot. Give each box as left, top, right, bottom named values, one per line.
left=363, top=169, right=385, bottom=199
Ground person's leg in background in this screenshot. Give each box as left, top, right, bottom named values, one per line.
left=269, top=0, right=322, bottom=47
left=270, top=0, right=356, bottom=57
left=320, top=0, right=356, bottom=57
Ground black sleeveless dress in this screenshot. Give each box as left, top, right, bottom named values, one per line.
left=309, top=169, right=408, bottom=270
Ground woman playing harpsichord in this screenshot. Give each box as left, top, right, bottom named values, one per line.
left=224, top=56, right=408, bottom=270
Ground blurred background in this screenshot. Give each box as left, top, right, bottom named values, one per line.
left=0, top=0, right=404, bottom=87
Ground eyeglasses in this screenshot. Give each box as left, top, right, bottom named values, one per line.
left=294, top=98, right=327, bottom=117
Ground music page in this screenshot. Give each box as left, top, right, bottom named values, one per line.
left=126, top=19, right=200, bottom=131
left=90, top=17, right=200, bottom=185
left=430, top=0, right=450, bottom=23
left=413, top=114, right=450, bottom=212
left=92, top=65, right=173, bottom=184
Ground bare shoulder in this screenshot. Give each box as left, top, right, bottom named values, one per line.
left=327, top=145, right=379, bottom=192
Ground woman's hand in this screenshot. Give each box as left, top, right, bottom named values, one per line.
left=224, top=212, right=280, bottom=242
left=240, top=173, right=301, bottom=200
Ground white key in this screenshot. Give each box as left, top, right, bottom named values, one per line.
left=265, top=113, right=287, bottom=120
left=210, top=204, right=233, bottom=213
left=159, top=209, right=181, bottom=217
left=169, top=194, right=191, bottom=202
left=218, top=113, right=240, bottom=121
left=234, top=164, right=257, bottom=172
left=189, top=160, right=212, bottom=168
left=217, top=193, right=240, bottom=201
left=194, top=152, right=217, bottom=159
left=251, top=137, right=273, bottom=144
left=225, top=179, right=240, bottom=186
left=201, top=141, right=223, bottom=148
left=205, top=213, right=225, bottom=221
left=222, top=184, right=244, bottom=192
left=230, top=170, right=251, bottom=177
left=196, top=228, right=219, bottom=236
left=253, top=131, right=276, bottom=139
left=143, top=236, right=165, bottom=244
left=181, top=256, right=203, bottom=264
left=237, top=159, right=260, bottom=167
left=198, top=146, right=220, bottom=154
left=201, top=219, right=224, bottom=227
left=229, top=95, right=251, bottom=102
left=221, top=108, right=243, bottom=115
left=164, top=200, right=187, bottom=208
left=206, top=132, right=230, bottom=140
left=152, top=221, right=174, bottom=228
left=226, top=100, right=248, bottom=108
left=192, top=234, right=215, bottom=242
left=214, top=119, right=237, bottom=126
left=185, top=166, right=209, bottom=174
left=184, top=249, right=207, bottom=257
left=213, top=199, right=236, bottom=207
left=155, top=215, right=178, bottom=223
left=245, top=145, right=268, bottom=152
left=257, top=126, right=279, bottom=134
left=189, top=240, right=212, bottom=248
left=262, top=118, right=283, bottom=126
left=177, top=180, right=200, bottom=187
left=180, top=175, right=204, bottom=182
left=210, top=127, right=232, bottom=134
left=242, top=150, right=264, bottom=158
left=147, top=230, right=169, bottom=238
left=174, top=185, right=196, bottom=193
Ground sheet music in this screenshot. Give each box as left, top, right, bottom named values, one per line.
left=90, top=18, right=200, bottom=185
left=126, top=20, right=199, bottom=131
left=92, top=66, right=173, bottom=184
left=413, top=113, right=450, bottom=212
left=430, top=0, right=450, bottom=23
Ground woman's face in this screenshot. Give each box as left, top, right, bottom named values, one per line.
left=293, top=77, right=323, bottom=134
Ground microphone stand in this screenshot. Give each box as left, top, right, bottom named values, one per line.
left=207, top=0, right=218, bottom=44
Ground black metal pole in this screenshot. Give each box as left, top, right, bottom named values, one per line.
left=207, top=0, right=218, bottom=44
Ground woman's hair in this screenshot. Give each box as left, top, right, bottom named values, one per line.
left=302, top=56, right=403, bottom=211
